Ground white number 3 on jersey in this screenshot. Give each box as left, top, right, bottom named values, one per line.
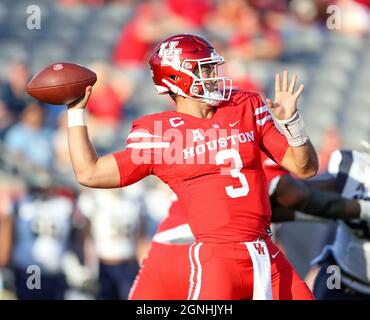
left=216, top=149, right=250, bottom=198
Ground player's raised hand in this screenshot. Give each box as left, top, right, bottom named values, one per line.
left=266, top=70, right=304, bottom=120
left=67, top=86, right=93, bottom=110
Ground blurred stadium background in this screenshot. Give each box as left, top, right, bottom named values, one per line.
left=0, top=0, right=369, bottom=299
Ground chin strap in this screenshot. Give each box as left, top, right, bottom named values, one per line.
left=162, top=78, right=223, bottom=105
left=201, top=92, right=223, bottom=106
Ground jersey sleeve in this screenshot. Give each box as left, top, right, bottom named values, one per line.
left=251, top=94, right=289, bottom=165
left=113, top=119, right=169, bottom=187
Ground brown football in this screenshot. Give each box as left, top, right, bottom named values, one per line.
left=26, top=62, right=97, bottom=105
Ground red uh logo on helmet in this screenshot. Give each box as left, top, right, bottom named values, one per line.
left=158, top=41, right=182, bottom=67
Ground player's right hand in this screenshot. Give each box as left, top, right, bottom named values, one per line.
left=67, top=86, right=92, bottom=109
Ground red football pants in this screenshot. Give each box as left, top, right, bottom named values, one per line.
left=129, top=241, right=191, bottom=300
left=129, top=239, right=314, bottom=300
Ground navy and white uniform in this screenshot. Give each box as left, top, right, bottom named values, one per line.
left=313, top=149, right=370, bottom=298
left=77, top=187, right=143, bottom=300
left=11, top=193, right=73, bottom=299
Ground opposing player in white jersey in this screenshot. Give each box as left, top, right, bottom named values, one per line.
left=9, top=186, right=74, bottom=299
left=312, top=144, right=370, bottom=299
left=77, top=186, right=146, bottom=299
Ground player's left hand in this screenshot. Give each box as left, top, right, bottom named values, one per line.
left=266, top=70, right=304, bottom=120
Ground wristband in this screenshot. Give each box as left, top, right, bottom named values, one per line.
left=67, top=108, right=86, bottom=128
left=276, top=111, right=309, bottom=147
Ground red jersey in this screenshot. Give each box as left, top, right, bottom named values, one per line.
left=155, top=197, right=187, bottom=233
left=114, top=91, right=289, bottom=243
left=261, top=152, right=289, bottom=186
left=153, top=152, right=290, bottom=239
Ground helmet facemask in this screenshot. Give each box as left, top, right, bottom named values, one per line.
left=182, top=53, right=232, bottom=106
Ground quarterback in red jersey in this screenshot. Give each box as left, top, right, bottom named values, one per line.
left=129, top=153, right=369, bottom=300
left=66, top=33, right=318, bottom=299
left=129, top=158, right=314, bottom=300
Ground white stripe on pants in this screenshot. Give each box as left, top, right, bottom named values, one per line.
left=187, top=242, right=203, bottom=300
left=245, top=240, right=272, bottom=300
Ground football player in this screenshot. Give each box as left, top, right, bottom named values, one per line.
left=77, top=187, right=145, bottom=300
left=8, top=184, right=74, bottom=300
left=310, top=144, right=370, bottom=299
left=128, top=151, right=370, bottom=300
left=264, top=152, right=370, bottom=224
left=66, top=33, right=318, bottom=299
